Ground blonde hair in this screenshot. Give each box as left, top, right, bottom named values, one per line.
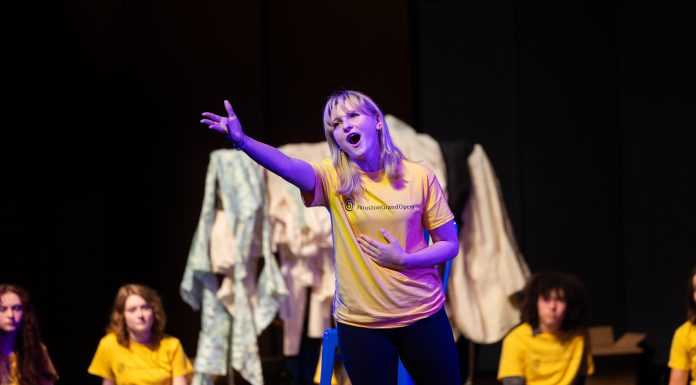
left=322, top=90, right=405, bottom=196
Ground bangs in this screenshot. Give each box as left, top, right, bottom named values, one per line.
left=540, top=287, right=565, bottom=300
left=324, top=92, right=371, bottom=130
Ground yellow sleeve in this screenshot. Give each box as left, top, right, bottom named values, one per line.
left=87, top=336, right=115, bottom=380
left=498, top=330, right=526, bottom=379
left=302, top=160, right=332, bottom=208
left=668, top=323, right=691, bottom=370
left=170, top=339, right=193, bottom=378
left=423, top=170, right=454, bottom=230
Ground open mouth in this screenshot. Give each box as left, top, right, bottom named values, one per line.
left=347, top=133, right=361, bottom=145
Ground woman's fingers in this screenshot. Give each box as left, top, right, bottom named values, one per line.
left=224, top=100, right=235, bottom=117
left=201, top=112, right=223, bottom=121
left=358, top=237, right=379, bottom=257
left=200, top=118, right=226, bottom=132
left=380, top=229, right=398, bottom=244
left=201, top=102, right=242, bottom=139
left=359, top=235, right=379, bottom=250
left=200, top=118, right=220, bottom=126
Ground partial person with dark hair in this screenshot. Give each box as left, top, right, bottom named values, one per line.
left=668, top=266, right=696, bottom=385
left=201, top=90, right=461, bottom=385
left=0, top=284, right=58, bottom=385
left=497, top=272, right=593, bottom=385
left=88, top=284, right=193, bottom=385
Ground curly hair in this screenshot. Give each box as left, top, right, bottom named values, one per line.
left=519, top=272, right=588, bottom=343
left=686, top=266, right=696, bottom=324
left=107, top=284, right=167, bottom=348
left=0, top=284, right=57, bottom=385
left=322, top=90, right=405, bottom=197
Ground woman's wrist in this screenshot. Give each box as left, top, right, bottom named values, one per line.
left=228, top=132, right=246, bottom=151
left=399, top=252, right=411, bottom=269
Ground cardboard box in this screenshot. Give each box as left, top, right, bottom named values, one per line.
left=586, top=326, right=646, bottom=385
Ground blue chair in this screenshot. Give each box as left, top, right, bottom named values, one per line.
left=319, top=224, right=457, bottom=385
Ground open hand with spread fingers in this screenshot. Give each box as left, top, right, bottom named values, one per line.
left=200, top=100, right=246, bottom=148
left=358, top=229, right=408, bottom=269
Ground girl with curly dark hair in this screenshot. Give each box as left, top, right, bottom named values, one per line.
left=667, top=266, right=696, bottom=385
left=0, top=284, right=58, bottom=385
left=498, top=272, right=592, bottom=385
left=87, top=284, right=192, bottom=385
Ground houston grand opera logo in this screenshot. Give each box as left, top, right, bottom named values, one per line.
left=344, top=197, right=417, bottom=212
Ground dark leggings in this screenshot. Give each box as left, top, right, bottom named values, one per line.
left=336, top=307, right=461, bottom=385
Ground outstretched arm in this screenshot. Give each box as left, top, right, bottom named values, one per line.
left=201, top=100, right=316, bottom=192
left=358, top=220, right=458, bottom=269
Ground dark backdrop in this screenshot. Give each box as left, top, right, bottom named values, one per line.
left=4, top=0, right=694, bottom=384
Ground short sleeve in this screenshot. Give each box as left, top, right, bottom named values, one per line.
left=422, top=170, right=454, bottom=230
left=668, top=323, right=691, bottom=370
left=498, top=330, right=526, bottom=380
left=87, top=336, right=115, bottom=380
left=170, top=339, right=193, bottom=378
left=301, top=160, right=332, bottom=208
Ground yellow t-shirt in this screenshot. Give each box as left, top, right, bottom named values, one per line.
left=88, top=333, right=193, bottom=385
left=0, top=344, right=58, bottom=385
left=303, top=159, right=454, bottom=328
left=498, top=323, right=594, bottom=385
left=668, top=321, right=696, bottom=385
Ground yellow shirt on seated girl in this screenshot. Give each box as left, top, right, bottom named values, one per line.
left=498, top=323, right=593, bottom=385
left=88, top=332, right=192, bottom=385
left=668, top=321, right=696, bottom=385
